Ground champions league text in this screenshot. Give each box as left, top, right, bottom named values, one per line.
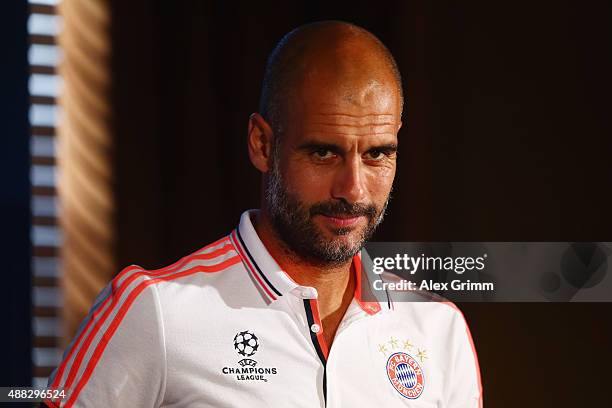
left=222, top=366, right=278, bottom=382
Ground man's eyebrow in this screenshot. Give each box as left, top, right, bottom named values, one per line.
left=296, top=142, right=344, bottom=154
left=368, top=143, right=398, bottom=152
left=296, top=142, right=398, bottom=153
left=315, top=112, right=394, bottom=118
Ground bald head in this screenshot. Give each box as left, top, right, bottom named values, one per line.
left=248, top=22, right=402, bottom=265
left=259, top=21, right=403, bottom=136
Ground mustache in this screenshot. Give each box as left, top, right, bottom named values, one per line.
left=309, top=200, right=377, bottom=220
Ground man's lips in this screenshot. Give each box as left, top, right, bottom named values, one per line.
left=318, top=214, right=364, bottom=228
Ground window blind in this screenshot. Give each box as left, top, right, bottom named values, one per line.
left=28, top=0, right=63, bottom=389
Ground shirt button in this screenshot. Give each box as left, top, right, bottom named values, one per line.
left=310, top=323, right=321, bottom=333
left=301, top=288, right=318, bottom=299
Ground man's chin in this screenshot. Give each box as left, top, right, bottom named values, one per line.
left=317, top=230, right=365, bottom=253
left=288, top=226, right=365, bottom=265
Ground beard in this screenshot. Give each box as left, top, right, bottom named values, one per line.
left=264, top=145, right=391, bottom=266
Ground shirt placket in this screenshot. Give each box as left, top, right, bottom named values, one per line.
left=283, top=286, right=329, bottom=405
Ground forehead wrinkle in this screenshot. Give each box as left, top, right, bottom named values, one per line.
left=316, top=112, right=394, bottom=117
left=308, top=124, right=397, bottom=136
left=311, top=122, right=396, bottom=127
left=305, top=131, right=398, bottom=138
left=312, top=112, right=398, bottom=127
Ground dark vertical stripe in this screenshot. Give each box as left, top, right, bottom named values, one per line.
left=0, top=0, right=31, bottom=387
left=322, top=366, right=327, bottom=404
left=236, top=227, right=282, bottom=297
left=303, top=299, right=327, bottom=404
left=303, top=299, right=327, bottom=364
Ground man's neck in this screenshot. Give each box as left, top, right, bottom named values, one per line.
left=253, top=210, right=355, bottom=345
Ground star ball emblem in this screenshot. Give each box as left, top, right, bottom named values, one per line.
left=233, top=330, right=260, bottom=357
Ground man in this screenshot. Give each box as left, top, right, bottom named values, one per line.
left=46, top=21, right=482, bottom=407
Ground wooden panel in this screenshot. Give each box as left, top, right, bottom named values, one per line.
left=30, top=34, right=56, bottom=45
left=33, top=246, right=59, bottom=257
left=29, top=4, right=57, bottom=15
left=33, top=306, right=60, bottom=318
left=32, top=186, right=57, bottom=196
left=33, top=276, right=59, bottom=287
left=31, top=65, right=57, bottom=75
left=33, top=366, right=55, bottom=377
left=32, top=156, right=56, bottom=166
left=59, top=0, right=116, bottom=340
left=33, top=336, right=61, bottom=348
left=30, top=95, right=56, bottom=105
left=31, top=126, right=56, bottom=136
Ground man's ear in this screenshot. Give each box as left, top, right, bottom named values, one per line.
left=248, top=113, right=275, bottom=173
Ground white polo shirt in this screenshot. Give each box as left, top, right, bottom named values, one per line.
left=46, top=210, right=482, bottom=407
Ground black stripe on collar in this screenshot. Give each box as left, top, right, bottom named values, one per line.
left=236, top=226, right=283, bottom=297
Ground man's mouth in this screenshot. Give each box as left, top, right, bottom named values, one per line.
left=318, top=213, right=364, bottom=228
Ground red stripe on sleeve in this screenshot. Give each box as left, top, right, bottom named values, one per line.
left=64, top=256, right=240, bottom=407
left=49, top=240, right=234, bottom=405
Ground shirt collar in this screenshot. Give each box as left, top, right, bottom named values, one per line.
left=230, top=210, right=390, bottom=314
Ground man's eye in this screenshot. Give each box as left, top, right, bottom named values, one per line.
left=313, top=149, right=335, bottom=160
left=366, top=149, right=385, bottom=160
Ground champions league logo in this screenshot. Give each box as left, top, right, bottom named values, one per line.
left=222, top=330, right=278, bottom=382
left=386, top=352, right=425, bottom=399
left=234, top=330, right=259, bottom=358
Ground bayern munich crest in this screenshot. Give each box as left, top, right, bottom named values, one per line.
left=386, top=352, right=425, bottom=399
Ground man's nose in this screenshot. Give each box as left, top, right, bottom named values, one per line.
left=331, top=155, right=366, bottom=204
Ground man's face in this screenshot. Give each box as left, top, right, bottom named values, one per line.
left=265, top=71, right=401, bottom=265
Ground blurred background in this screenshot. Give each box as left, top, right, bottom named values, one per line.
left=2, top=0, right=611, bottom=406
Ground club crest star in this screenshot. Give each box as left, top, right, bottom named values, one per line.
left=417, top=349, right=428, bottom=362
left=388, top=337, right=399, bottom=349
